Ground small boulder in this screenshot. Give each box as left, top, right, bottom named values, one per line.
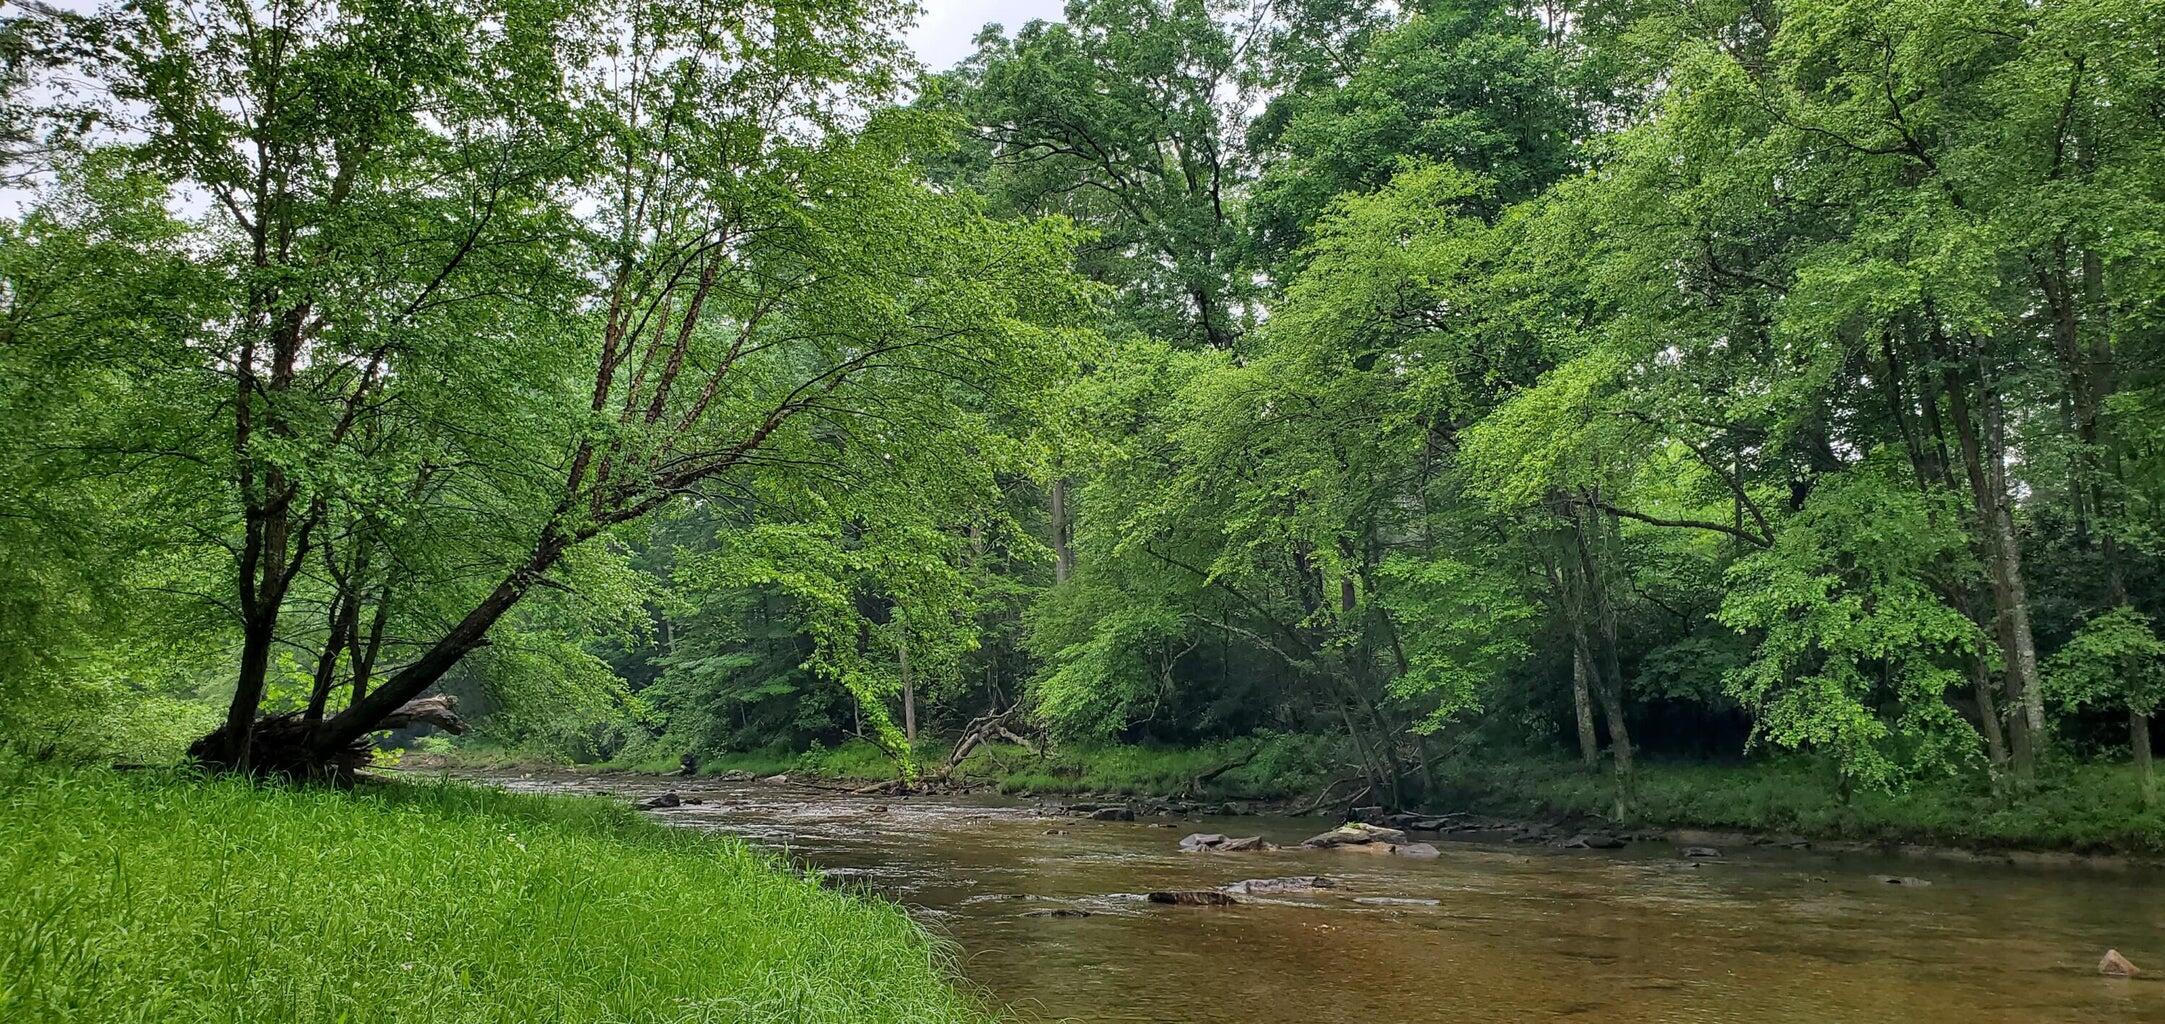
left=638, top=792, right=683, bottom=810
left=1679, top=846, right=1722, bottom=859
left=1392, top=842, right=1442, bottom=859
left=1088, top=806, right=1136, bottom=822
left=1557, top=833, right=1626, bottom=850
left=760, top=773, right=790, bottom=785
left=2101, top=949, right=2140, bottom=977
left=1147, top=890, right=1240, bottom=906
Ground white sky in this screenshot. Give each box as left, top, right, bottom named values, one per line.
left=906, top=1, right=1068, bottom=71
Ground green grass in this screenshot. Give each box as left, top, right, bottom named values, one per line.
left=1436, top=754, right=2165, bottom=854
left=0, top=757, right=993, bottom=1024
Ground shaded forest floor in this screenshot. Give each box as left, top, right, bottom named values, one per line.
left=0, top=756, right=993, bottom=1024
left=438, top=736, right=2165, bottom=856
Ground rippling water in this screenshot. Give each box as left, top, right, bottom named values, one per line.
left=459, top=770, right=2164, bottom=1023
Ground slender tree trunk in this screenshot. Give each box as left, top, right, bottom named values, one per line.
left=2133, top=709, right=2154, bottom=808
left=898, top=613, right=917, bottom=745
left=1049, top=477, right=1075, bottom=584
left=1935, top=331, right=2045, bottom=781
left=1572, top=646, right=1601, bottom=770
left=1571, top=510, right=1634, bottom=796
left=1969, top=652, right=2010, bottom=771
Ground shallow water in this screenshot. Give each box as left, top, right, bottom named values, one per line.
left=461, top=770, right=2165, bottom=1022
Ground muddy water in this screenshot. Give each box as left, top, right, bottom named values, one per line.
left=466, top=771, right=2164, bottom=1023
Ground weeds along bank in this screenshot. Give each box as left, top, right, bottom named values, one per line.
left=0, top=758, right=991, bottom=1024
left=443, top=735, right=2165, bottom=855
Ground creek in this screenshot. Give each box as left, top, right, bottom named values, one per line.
left=465, top=769, right=2163, bottom=1022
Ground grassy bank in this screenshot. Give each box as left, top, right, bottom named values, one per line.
left=1436, top=755, right=2165, bottom=854
left=0, top=758, right=992, bottom=1024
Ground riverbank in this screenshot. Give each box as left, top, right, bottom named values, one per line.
left=0, top=757, right=992, bottom=1024
left=436, top=737, right=2165, bottom=856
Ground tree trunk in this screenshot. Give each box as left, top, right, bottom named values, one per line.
left=1935, top=331, right=2045, bottom=782
left=898, top=613, right=917, bottom=745
left=1049, top=476, right=1075, bottom=584
left=1969, top=652, right=2010, bottom=772
left=2133, top=709, right=2155, bottom=809
left=1572, top=646, right=1601, bottom=770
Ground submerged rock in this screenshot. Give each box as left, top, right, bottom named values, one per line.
left=1679, top=846, right=1722, bottom=859
left=1391, top=842, right=1441, bottom=859
left=1870, top=875, right=1931, bottom=887
left=1220, top=876, right=1336, bottom=896
left=1352, top=896, right=1441, bottom=907
left=1180, top=832, right=1272, bottom=853
left=1147, top=889, right=1241, bottom=906
left=638, top=792, right=683, bottom=809
left=1556, top=833, right=1627, bottom=850
left=2100, top=949, right=2140, bottom=977
left=1023, top=908, right=1094, bottom=919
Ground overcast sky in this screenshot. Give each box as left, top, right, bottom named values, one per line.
left=906, top=1, right=1068, bottom=71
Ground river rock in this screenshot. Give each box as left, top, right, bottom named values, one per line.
left=1088, top=806, right=1136, bottom=822
left=2100, top=949, right=2140, bottom=977
left=867, top=805, right=889, bottom=814
left=1350, top=805, right=1390, bottom=826
left=1679, top=846, right=1722, bottom=859
left=760, top=773, right=790, bottom=785
left=1870, top=875, right=1931, bottom=887
left=1556, top=833, right=1627, bottom=850
left=1023, top=908, right=1093, bottom=919
left=638, top=792, right=683, bottom=809
left=1352, top=896, right=1441, bottom=907
left=1147, top=890, right=1241, bottom=906
left=716, top=770, right=753, bottom=782
left=1302, top=822, right=1410, bottom=849
left=1180, top=832, right=1272, bottom=853
left=1391, top=842, right=1441, bottom=859
left=1221, top=876, right=1336, bottom=895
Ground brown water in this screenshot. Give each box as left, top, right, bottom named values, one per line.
left=464, top=770, right=2165, bottom=1023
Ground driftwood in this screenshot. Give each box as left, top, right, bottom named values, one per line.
left=1179, top=746, right=1258, bottom=796
left=375, top=694, right=468, bottom=735
left=1292, top=775, right=1371, bottom=817
left=944, top=705, right=1039, bottom=774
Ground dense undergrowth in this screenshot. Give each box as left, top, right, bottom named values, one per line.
left=1438, top=756, right=2165, bottom=855
left=0, top=757, right=992, bottom=1024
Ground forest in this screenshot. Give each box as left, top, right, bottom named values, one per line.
left=6, top=0, right=2165, bottom=832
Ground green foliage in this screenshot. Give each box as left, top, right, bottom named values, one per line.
left=2047, top=607, right=2165, bottom=717
left=1718, top=461, right=1986, bottom=788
